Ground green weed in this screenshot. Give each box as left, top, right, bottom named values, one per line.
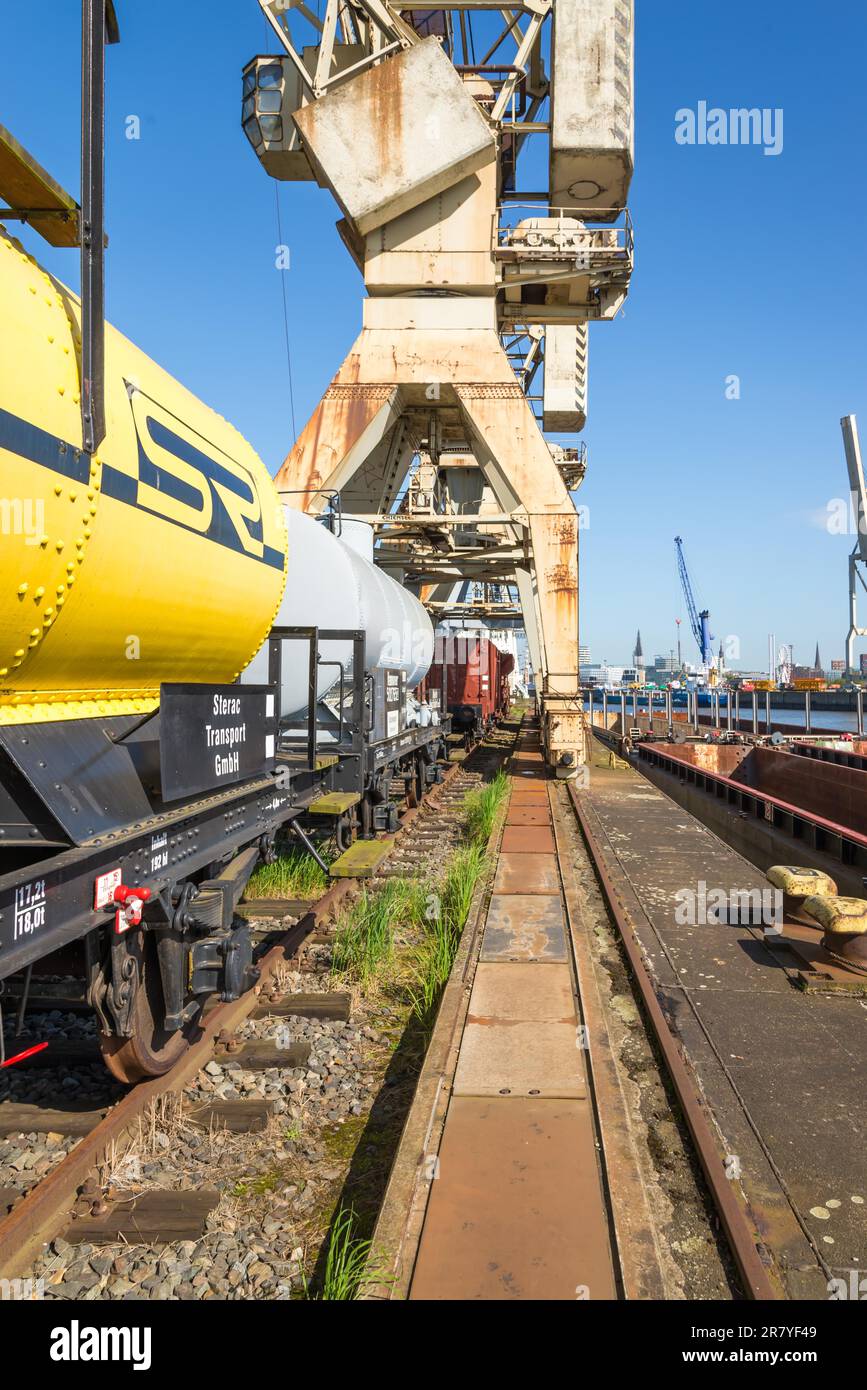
left=463, top=770, right=509, bottom=846
left=441, top=842, right=488, bottom=934
left=407, top=843, right=489, bottom=1033
left=306, top=1207, right=388, bottom=1300
left=330, top=878, right=424, bottom=984
left=246, top=847, right=330, bottom=899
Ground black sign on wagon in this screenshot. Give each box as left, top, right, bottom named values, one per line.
left=159, top=684, right=278, bottom=801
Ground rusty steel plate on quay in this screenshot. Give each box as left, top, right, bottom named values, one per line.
left=481, top=894, right=567, bottom=961
left=505, top=806, right=552, bottom=826
left=410, top=1096, right=617, bottom=1300
left=493, top=853, right=559, bottom=895
left=510, top=791, right=549, bottom=807
left=468, top=961, right=575, bottom=1021
left=453, top=1016, right=585, bottom=1098
left=500, top=825, right=556, bottom=854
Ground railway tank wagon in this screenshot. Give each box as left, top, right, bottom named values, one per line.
left=0, top=228, right=287, bottom=725
left=243, top=506, right=448, bottom=834
left=0, top=227, right=447, bottom=1082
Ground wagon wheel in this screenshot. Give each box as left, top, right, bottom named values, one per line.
left=99, top=934, right=196, bottom=1084
left=334, top=812, right=353, bottom=853
left=406, top=756, right=425, bottom=809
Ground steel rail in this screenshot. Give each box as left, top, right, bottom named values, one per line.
left=0, top=883, right=351, bottom=1279
left=567, top=783, right=782, bottom=1302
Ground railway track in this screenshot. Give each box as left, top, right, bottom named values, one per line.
left=369, top=719, right=775, bottom=1301
left=0, top=715, right=793, bottom=1301
left=0, top=724, right=517, bottom=1294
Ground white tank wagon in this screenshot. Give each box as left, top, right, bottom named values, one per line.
left=243, top=508, right=434, bottom=716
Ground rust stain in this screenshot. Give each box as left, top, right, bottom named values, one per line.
left=371, top=54, right=404, bottom=171
left=546, top=562, right=575, bottom=594
left=275, top=390, right=389, bottom=509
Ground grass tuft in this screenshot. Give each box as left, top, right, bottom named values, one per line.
left=331, top=878, right=427, bottom=984
left=246, top=847, right=331, bottom=899
left=407, top=843, right=489, bottom=1036
left=441, top=842, right=488, bottom=934
left=463, top=770, right=510, bottom=846
left=331, top=772, right=501, bottom=1014
left=306, top=1207, right=389, bottom=1300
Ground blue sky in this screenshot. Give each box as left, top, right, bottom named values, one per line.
left=3, top=1, right=866, bottom=671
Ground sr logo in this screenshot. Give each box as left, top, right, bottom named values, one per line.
left=116, top=385, right=283, bottom=569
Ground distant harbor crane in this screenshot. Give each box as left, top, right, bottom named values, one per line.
left=842, top=416, right=867, bottom=673
left=674, top=536, right=714, bottom=667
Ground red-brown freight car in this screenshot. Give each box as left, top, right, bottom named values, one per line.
left=421, top=634, right=513, bottom=737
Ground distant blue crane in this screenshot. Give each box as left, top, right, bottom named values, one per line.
left=674, top=536, right=714, bottom=666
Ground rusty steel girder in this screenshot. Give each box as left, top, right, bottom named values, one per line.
left=275, top=325, right=585, bottom=770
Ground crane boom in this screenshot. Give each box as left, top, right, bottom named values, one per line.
left=675, top=536, right=713, bottom=666
left=842, top=416, right=867, bottom=564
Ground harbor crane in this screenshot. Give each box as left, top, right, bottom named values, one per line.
left=674, top=536, right=714, bottom=668
left=842, top=415, right=867, bottom=674
left=241, top=0, right=636, bottom=774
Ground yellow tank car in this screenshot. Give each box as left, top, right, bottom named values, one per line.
left=0, top=228, right=287, bottom=725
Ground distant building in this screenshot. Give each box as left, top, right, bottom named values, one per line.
left=580, top=661, right=602, bottom=685
left=632, top=629, right=644, bottom=672
left=860, top=653, right=867, bottom=677
left=642, top=653, right=677, bottom=684
left=579, top=644, right=591, bottom=666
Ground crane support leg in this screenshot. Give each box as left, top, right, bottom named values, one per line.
left=455, top=384, right=584, bottom=772
left=847, top=548, right=867, bottom=674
